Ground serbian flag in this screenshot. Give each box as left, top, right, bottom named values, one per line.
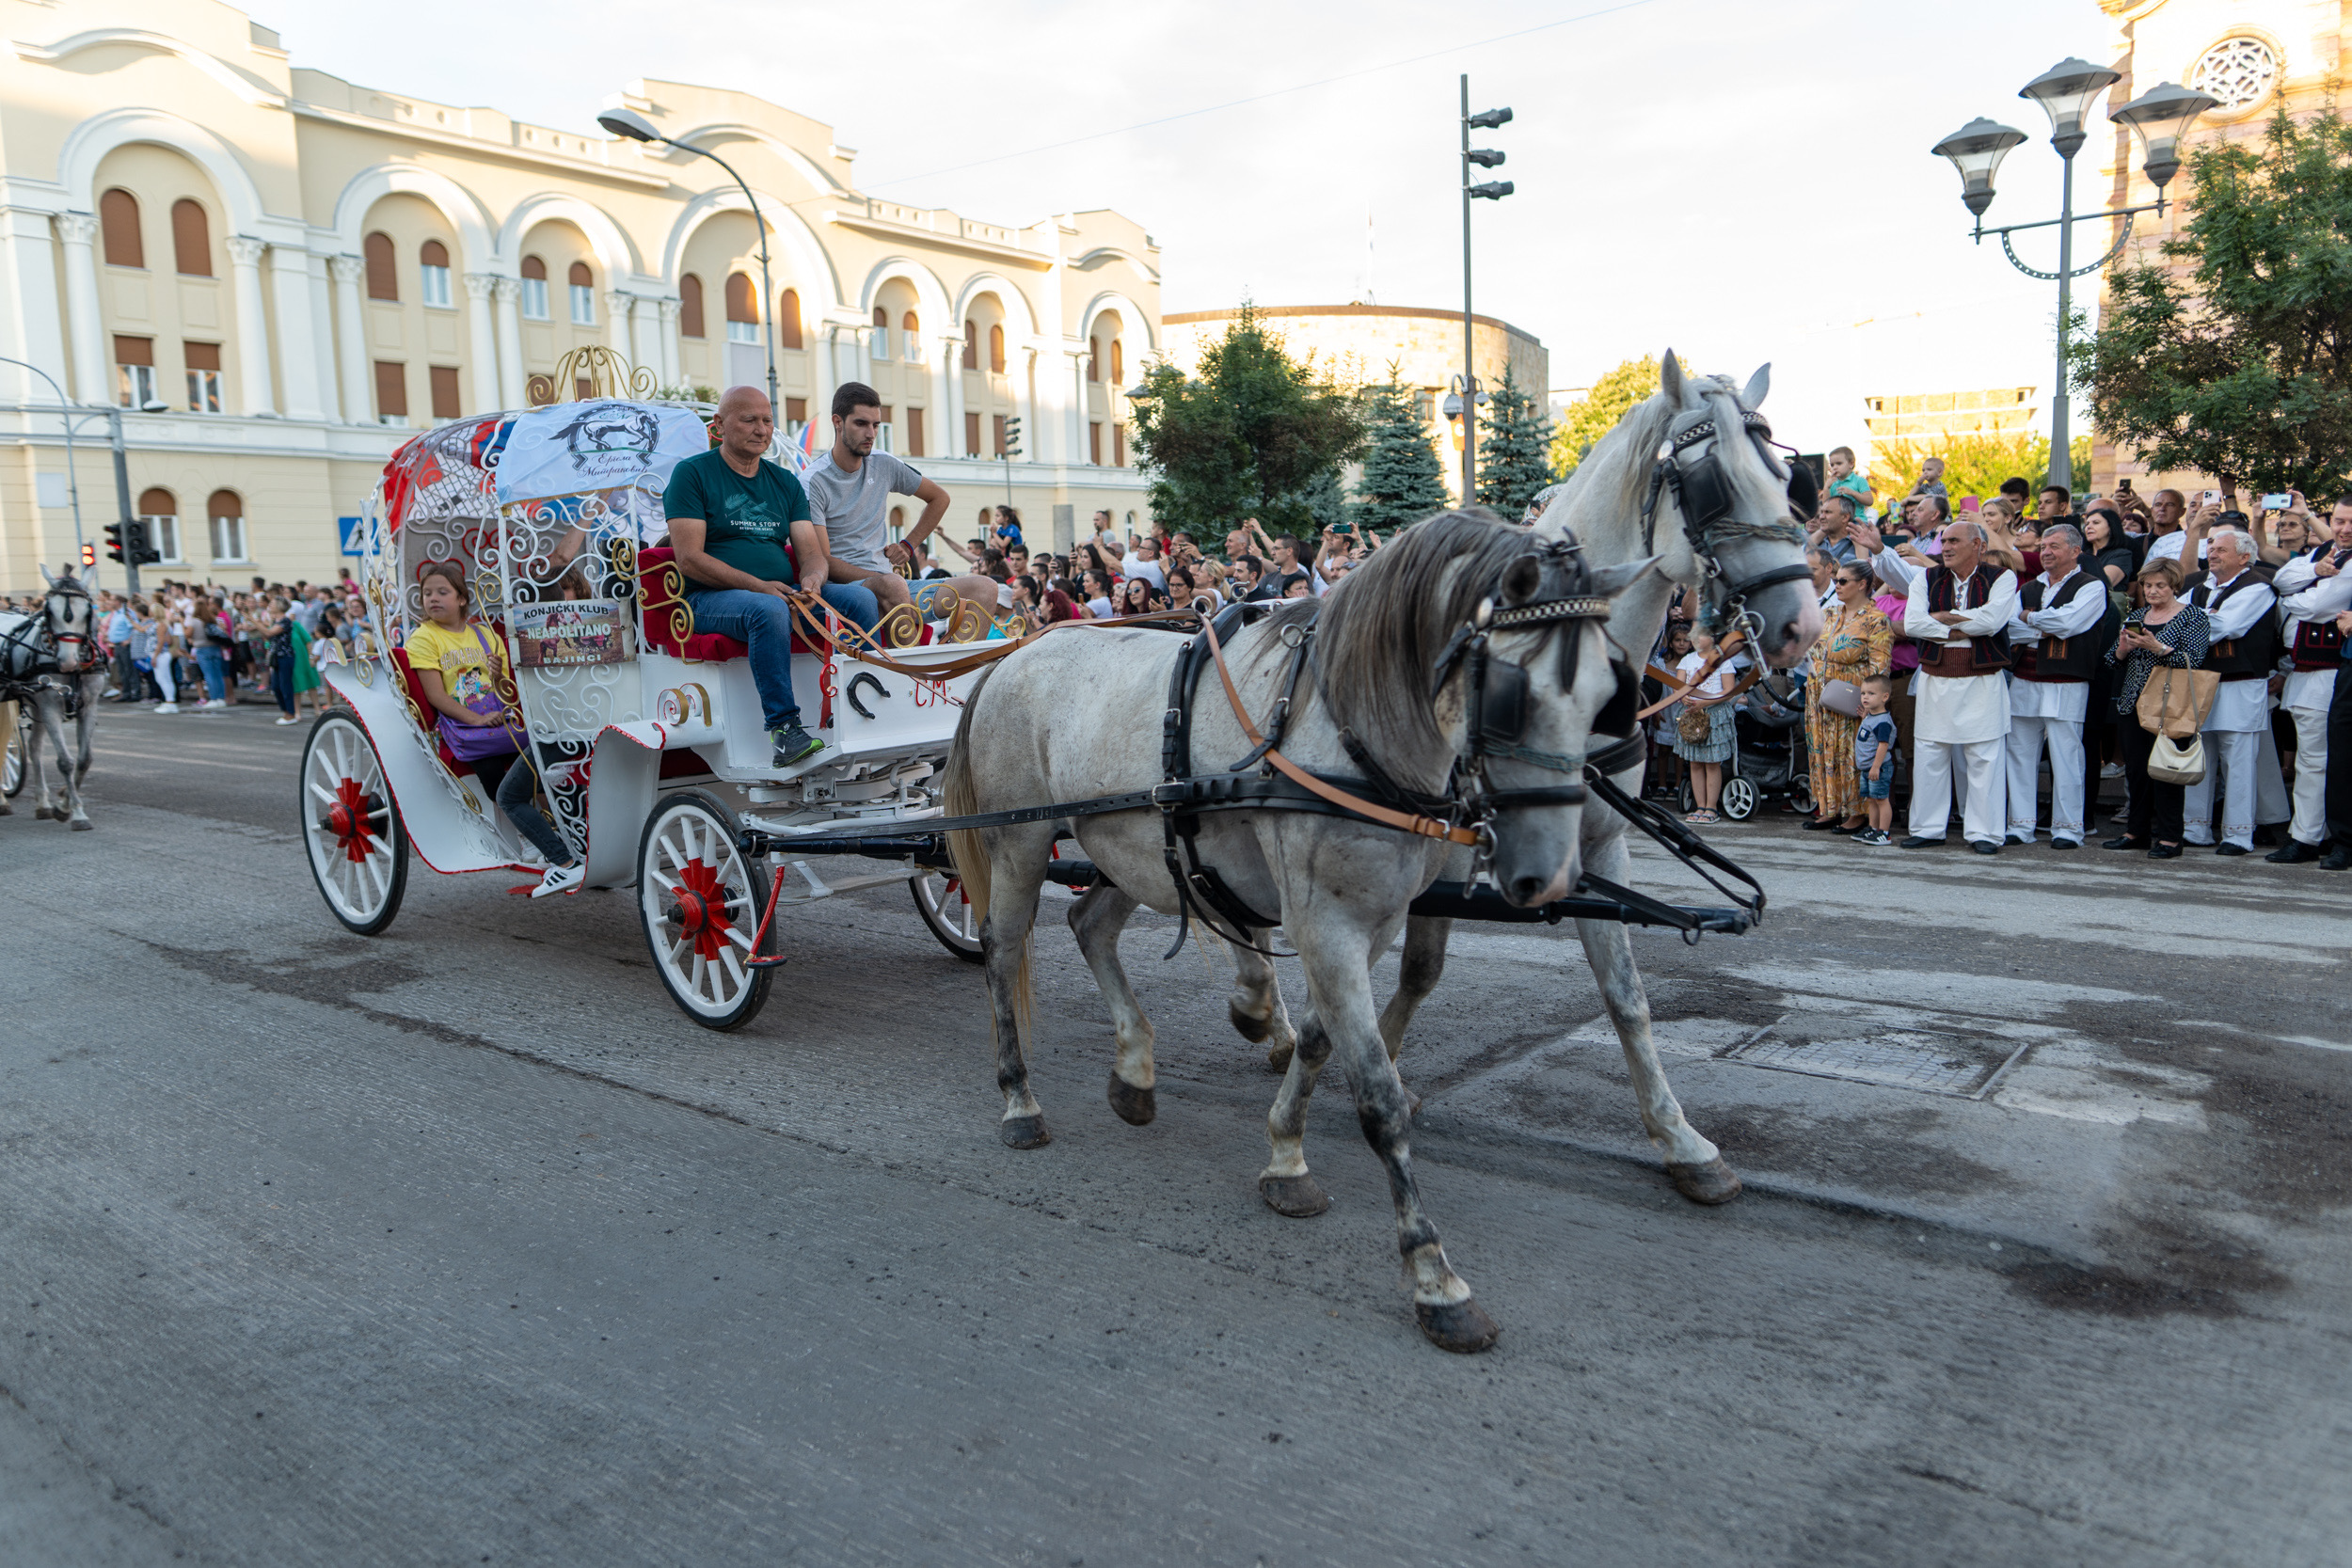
left=781, top=415, right=822, bottom=476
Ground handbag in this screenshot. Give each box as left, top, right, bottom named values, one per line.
left=1821, top=678, right=1863, bottom=718
left=439, top=626, right=521, bottom=761
left=2134, top=660, right=2220, bottom=739
left=2147, top=730, right=2207, bottom=785
left=1676, top=703, right=1714, bottom=743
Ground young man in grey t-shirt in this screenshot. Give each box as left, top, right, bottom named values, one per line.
left=806, top=381, right=996, bottom=626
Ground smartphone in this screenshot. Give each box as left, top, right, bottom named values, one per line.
left=2116, top=478, right=2134, bottom=494
left=2261, top=493, right=2294, bottom=510
left=2201, top=489, right=2221, bottom=505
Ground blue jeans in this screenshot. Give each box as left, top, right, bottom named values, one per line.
left=193, top=644, right=228, bottom=702
left=684, top=583, right=881, bottom=733
left=472, top=752, right=573, bottom=865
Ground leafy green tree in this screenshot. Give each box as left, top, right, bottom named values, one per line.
left=1128, top=303, right=1365, bottom=542
left=1869, top=432, right=2093, bottom=504
left=1352, top=380, right=1451, bottom=531
left=1550, top=355, right=1680, bottom=480
left=2073, top=108, right=2352, bottom=496
left=1474, top=366, right=1554, bottom=515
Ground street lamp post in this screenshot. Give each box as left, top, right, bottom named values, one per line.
left=1460, top=77, right=1513, bottom=503
left=1931, top=60, right=2216, bottom=493
left=0, top=356, right=166, bottom=594
left=599, top=107, right=780, bottom=416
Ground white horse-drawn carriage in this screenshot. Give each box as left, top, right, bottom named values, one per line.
left=301, top=374, right=1014, bottom=1028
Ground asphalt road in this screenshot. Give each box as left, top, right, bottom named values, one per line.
left=3, top=703, right=2348, bottom=1566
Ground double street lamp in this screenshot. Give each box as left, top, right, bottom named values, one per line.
left=598, top=106, right=780, bottom=416
left=1931, top=59, right=2216, bottom=492
left=0, top=353, right=167, bottom=593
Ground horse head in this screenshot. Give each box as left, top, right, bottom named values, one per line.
left=42, top=569, right=94, bottom=673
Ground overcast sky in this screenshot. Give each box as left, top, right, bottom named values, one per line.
left=258, top=0, right=2120, bottom=453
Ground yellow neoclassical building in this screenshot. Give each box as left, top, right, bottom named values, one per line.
left=0, top=0, right=1162, bottom=591
left=1160, top=304, right=1548, bottom=508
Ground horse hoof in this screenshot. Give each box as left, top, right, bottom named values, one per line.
left=33, top=806, right=54, bottom=820
left=1264, top=1039, right=1295, bottom=1075
left=998, top=1115, right=1051, bottom=1149
left=1666, top=1157, right=1743, bottom=1205
left=1229, top=1000, right=1270, bottom=1043
left=69, top=818, right=92, bottom=832
left=1415, top=1297, right=1502, bottom=1354
left=1258, top=1173, right=1330, bottom=1218
left=1107, top=1074, right=1156, bottom=1127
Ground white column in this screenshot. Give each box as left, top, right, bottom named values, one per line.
left=462, top=273, right=500, bottom=413
left=225, top=236, right=276, bottom=415
left=330, top=255, right=371, bottom=424
left=603, top=289, right=632, bottom=357
left=492, top=277, right=525, bottom=409
left=628, top=295, right=661, bottom=382
left=1020, top=346, right=1041, bottom=467
left=940, top=335, right=965, bottom=457
left=657, top=297, right=681, bottom=386
left=306, top=253, right=340, bottom=421
left=267, top=245, right=326, bottom=420
left=54, top=213, right=106, bottom=405
left=808, top=323, right=835, bottom=430
left=1069, top=350, right=1089, bottom=467
left=0, top=209, right=72, bottom=405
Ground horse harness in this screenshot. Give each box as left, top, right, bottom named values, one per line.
left=1641, top=402, right=1814, bottom=652
left=0, top=580, right=96, bottom=713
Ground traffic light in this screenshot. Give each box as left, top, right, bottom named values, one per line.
left=81, top=541, right=97, bottom=568
left=126, top=518, right=160, bottom=565
left=1002, top=415, right=1023, bottom=458
left=103, top=522, right=125, bottom=563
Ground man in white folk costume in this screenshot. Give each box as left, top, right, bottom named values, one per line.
left=2182, top=528, right=2278, bottom=855
left=2003, top=521, right=2106, bottom=848
left=2266, top=498, right=2352, bottom=863
left=1900, top=519, right=2019, bottom=854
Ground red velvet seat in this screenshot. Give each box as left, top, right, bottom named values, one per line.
left=638, top=546, right=822, bottom=661
left=389, top=644, right=474, bottom=776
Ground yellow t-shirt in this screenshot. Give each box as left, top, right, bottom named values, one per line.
left=405, top=618, right=509, bottom=709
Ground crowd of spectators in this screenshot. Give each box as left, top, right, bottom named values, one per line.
left=1, top=572, right=365, bottom=724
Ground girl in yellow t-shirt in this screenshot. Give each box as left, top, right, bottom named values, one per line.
left=408, top=562, right=582, bottom=896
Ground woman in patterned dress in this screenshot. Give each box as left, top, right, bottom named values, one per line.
left=1805, top=562, right=1894, bottom=831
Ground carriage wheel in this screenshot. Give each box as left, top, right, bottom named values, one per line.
left=3, top=709, right=26, bottom=799
left=637, top=790, right=775, bottom=1031
left=911, top=870, right=983, bottom=963
left=1720, top=776, right=1757, bottom=820
left=300, top=711, right=408, bottom=935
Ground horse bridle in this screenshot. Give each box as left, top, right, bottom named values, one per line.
left=1640, top=400, right=1812, bottom=650
left=44, top=579, right=94, bottom=669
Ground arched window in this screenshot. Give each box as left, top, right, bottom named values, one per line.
left=99, top=189, right=142, bottom=268
left=363, top=231, right=397, bottom=300
left=136, top=486, right=181, bottom=564
left=679, top=274, right=705, bottom=338
left=518, top=255, right=548, bottom=320
left=725, top=272, right=759, bottom=345
left=870, top=304, right=890, bottom=360
left=989, top=324, right=1006, bottom=374
left=206, top=488, right=246, bottom=565
left=901, top=310, right=920, bottom=334
left=961, top=320, right=977, bottom=371
left=567, top=261, right=595, bottom=325
left=1111, top=339, right=1123, bottom=384
left=171, top=199, right=212, bottom=277
left=872, top=306, right=889, bottom=327
left=1089, top=336, right=1102, bottom=382
left=778, top=287, right=803, bottom=351
left=419, top=239, right=452, bottom=308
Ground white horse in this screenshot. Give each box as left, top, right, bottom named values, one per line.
left=0, top=567, right=104, bottom=830
left=945, top=510, right=1652, bottom=1352
left=1363, top=356, right=1823, bottom=1202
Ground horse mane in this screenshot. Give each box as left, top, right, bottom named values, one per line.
left=1312, top=507, right=1540, bottom=784
left=1554, top=381, right=1684, bottom=531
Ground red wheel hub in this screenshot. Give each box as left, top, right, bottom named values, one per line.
left=667, top=859, right=734, bottom=960
left=329, top=777, right=375, bottom=863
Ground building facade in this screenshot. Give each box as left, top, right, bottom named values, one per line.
left=2092, top=0, right=2347, bottom=494
left=0, top=0, right=1162, bottom=591
left=1158, top=304, right=1547, bottom=507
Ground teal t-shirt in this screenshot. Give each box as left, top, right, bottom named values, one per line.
left=662, top=449, right=810, bottom=590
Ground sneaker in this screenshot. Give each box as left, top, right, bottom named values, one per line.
left=1853, top=828, right=1890, bottom=847
left=153, top=702, right=179, bottom=714
left=274, top=715, right=300, bottom=726
left=2100, top=762, right=2124, bottom=779
left=532, top=862, right=586, bottom=899
left=771, top=724, right=825, bottom=768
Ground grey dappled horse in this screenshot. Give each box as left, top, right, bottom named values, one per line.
left=1365, top=356, right=1823, bottom=1203
left=944, top=511, right=1650, bottom=1352
left=0, top=567, right=104, bottom=830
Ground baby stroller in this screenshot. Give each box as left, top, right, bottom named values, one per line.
left=1681, top=669, right=1814, bottom=819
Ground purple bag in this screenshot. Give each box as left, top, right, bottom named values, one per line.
left=439, top=626, right=520, bottom=761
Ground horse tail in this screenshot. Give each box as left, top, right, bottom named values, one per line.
left=942, top=666, right=1034, bottom=1031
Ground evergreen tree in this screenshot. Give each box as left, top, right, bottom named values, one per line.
left=1296, top=465, right=1350, bottom=533
left=1474, top=366, right=1554, bottom=515
left=1352, top=381, right=1450, bottom=531
left=1129, top=302, right=1366, bottom=543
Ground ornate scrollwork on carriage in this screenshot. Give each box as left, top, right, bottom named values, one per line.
left=525, top=345, right=662, bottom=408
